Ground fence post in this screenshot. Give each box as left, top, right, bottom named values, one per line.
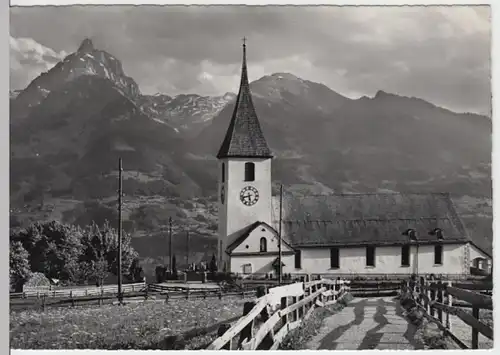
left=292, top=295, right=298, bottom=322
left=419, top=277, right=425, bottom=306
left=281, top=296, right=289, bottom=328
left=99, top=289, right=103, bottom=306
left=238, top=301, right=256, bottom=349
left=472, top=307, right=479, bottom=349
left=425, top=279, right=431, bottom=314
left=430, top=282, right=436, bottom=317
left=446, top=281, right=452, bottom=331
left=70, top=291, right=75, bottom=307
left=217, top=323, right=232, bottom=350
left=437, top=280, right=443, bottom=323
left=42, top=294, right=46, bottom=311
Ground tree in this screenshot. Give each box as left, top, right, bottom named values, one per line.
left=209, top=254, right=218, bottom=274
left=10, top=241, right=31, bottom=292
left=9, top=219, right=140, bottom=286
left=129, top=258, right=143, bottom=282
left=64, top=259, right=93, bottom=286
left=91, top=256, right=109, bottom=287
left=10, top=221, right=83, bottom=281
left=80, top=220, right=138, bottom=281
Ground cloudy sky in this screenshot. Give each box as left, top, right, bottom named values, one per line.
left=10, top=5, right=491, bottom=115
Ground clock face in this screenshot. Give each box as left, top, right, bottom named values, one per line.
left=220, top=185, right=225, bottom=203
left=240, top=186, right=259, bottom=206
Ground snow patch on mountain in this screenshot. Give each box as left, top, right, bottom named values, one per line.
left=139, top=92, right=236, bottom=133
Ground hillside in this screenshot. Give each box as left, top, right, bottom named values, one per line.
left=10, top=39, right=492, bottom=261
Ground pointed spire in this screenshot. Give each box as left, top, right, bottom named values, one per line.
left=217, top=39, right=273, bottom=159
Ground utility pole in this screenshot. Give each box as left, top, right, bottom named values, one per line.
left=117, top=157, right=123, bottom=304
left=278, top=184, right=283, bottom=285
left=169, top=217, right=173, bottom=272
left=186, top=230, right=190, bottom=270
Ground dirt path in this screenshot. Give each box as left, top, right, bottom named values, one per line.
left=306, top=297, right=425, bottom=350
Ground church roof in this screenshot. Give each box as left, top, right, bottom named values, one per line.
left=270, top=192, right=476, bottom=249
left=217, top=41, right=273, bottom=159
left=226, top=221, right=294, bottom=253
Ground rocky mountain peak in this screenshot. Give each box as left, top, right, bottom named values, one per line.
left=374, top=90, right=392, bottom=98
left=77, top=38, right=95, bottom=53
left=222, top=92, right=236, bottom=101
left=11, top=38, right=141, bottom=119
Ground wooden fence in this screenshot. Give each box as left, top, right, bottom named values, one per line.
left=10, top=286, right=259, bottom=312
left=402, top=277, right=493, bottom=349
left=207, top=278, right=351, bottom=350
left=14, top=282, right=147, bottom=299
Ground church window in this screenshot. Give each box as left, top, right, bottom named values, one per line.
left=434, top=245, right=443, bottom=265
left=401, top=245, right=410, bottom=266
left=243, top=263, right=252, bottom=274
left=294, top=250, right=302, bottom=269
left=221, top=163, right=225, bottom=182
left=366, top=246, right=375, bottom=267
left=259, top=237, right=267, bottom=252
left=244, top=162, right=255, bottom=182
left=330, top=247, right=339, bottom=268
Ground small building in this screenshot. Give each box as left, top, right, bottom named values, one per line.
left=215, top=41, right=491, bottom=278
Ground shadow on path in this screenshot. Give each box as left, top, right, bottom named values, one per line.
left=318, top=299, right=368, bottom=350
left=395, top=298, right=425, bottom=350
left=357, top=298, right=389, bottom=349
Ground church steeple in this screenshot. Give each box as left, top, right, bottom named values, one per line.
left=216, top=39, right=273, bottom=159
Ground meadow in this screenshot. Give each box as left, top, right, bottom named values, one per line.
left=10, top=296, right=250, bottom=349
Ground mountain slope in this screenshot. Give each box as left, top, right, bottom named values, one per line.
left=138, top=92, right=236, bottom=137
left=10, top=40, right=492, bottom=258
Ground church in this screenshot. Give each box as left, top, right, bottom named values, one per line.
left=215, top=41, right=491, bottom=278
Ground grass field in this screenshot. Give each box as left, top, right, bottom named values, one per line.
left=10, top=296, right=251, bottom=349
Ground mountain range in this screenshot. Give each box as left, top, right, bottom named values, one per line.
left=9, top=39, right=492, bottom=268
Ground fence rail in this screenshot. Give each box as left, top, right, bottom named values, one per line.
left=207, top=278, right=351, bottom=350
left=12, top=282, right=147, bottom=299
left=10, top=286, right=259, bottom=311
left=401, top=277, right=493, bottom=349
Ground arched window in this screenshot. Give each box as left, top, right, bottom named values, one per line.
left=244, top=162, right=255, bottom=182
left=221, top=162, right=225, bottom=182
left=259, top=237, right=267, bottom=252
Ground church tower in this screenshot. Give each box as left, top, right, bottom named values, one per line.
left=216, top=39, right=273, bottom=269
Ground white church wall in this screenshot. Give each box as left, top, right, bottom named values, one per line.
left=289, top=243, right=468, bottom=276
left=231, top=254, right=295, bottom=275
left=231, top=224, right=294, bottom=254
left=225, top=158, right=273, bottom=236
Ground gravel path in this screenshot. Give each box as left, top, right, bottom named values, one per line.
left=306, top=297, right=425, bottom=350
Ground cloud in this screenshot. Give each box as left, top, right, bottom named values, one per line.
left=10, top=5, right=491, bottom=115
left=10, top=36, right=68, bottom=91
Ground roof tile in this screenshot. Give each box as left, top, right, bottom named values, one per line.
left=217, top=43, right=272, bottom=159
